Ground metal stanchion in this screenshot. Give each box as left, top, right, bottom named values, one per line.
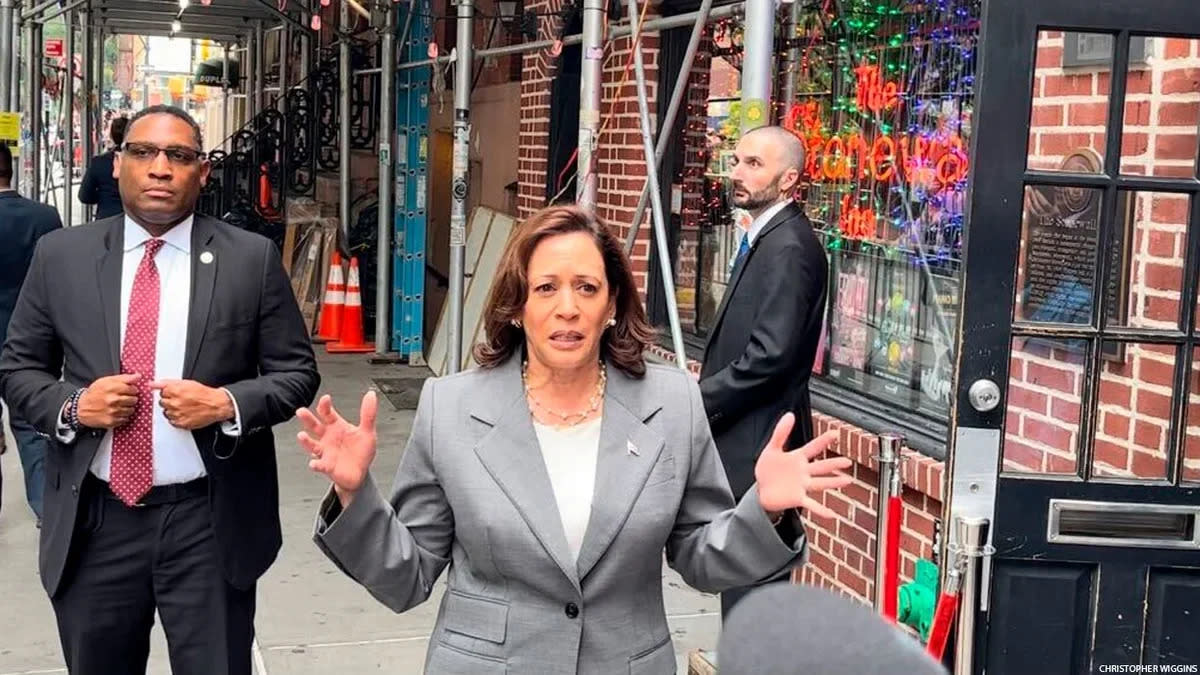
left=874, top=432, right=905, bottom=620
left=951, top=516, right=989, bottom=675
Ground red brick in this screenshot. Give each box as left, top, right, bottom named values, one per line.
left=1134, top=420, right=1165, bottom=450
left=1130, top=450, right=1166, bottom=479
left=838, top=521, right=872, bottom=553
left=1041, top=132, right=1103, bottom=156
left=1122, top=132, right=1150, bottom=156
left=836, top=564, right=869, bottom=597
left=1027, top=362, right=1078, bottom=392
left=1143, top=295, right=1180, bottom=323
left=1164, top=38, right=1196, bottom=59
left=1159, top=102, right=1200, bottom=128
left=1052, top=398, right=1082, bottom=423
left=1137, top=389, right=1173, bottom=421
left=1154, top=134, right=1199, bottom=162
left=825, top=492, right=854, bottom=519
left=1007, top=384, right=1049, bottom=415
left=1161, top=68, right=1200, bottom=95
left=1151, top=196, right=1190, bottom=225
left=1044, top=74, right=1093, bottom=97
left=1023, top=418, right=1074, bottom=449
left=1124, top=101, right=1151, bottom=127
left=1138, top=355, right=1177, bottom=389
left=1147, top=231, right=1180, bottom=258
left=1029, top=103, right=1063, bottom=127
left=1094, top=439, right=1130, bottom=472
left=1047, top=453, right=1077, bottom=474
left=1102, top=410, right=1131, bottom=439
left=1144, top=262, right=1184, bottom=293
left=854, top=506, right=876, bottom=533
left=904, top=510, right=937, bottom=539
left=1004, top=437, right=1043, bottom=471
left=1067, top=102, right=1109, bottom=126
left=1036, top=45, right=1064, bottom=68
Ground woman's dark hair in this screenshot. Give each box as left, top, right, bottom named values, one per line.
left=473, top=205, right=656, bottom=377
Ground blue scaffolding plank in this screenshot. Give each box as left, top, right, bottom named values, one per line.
left=393, top=0, right=431, bottom=360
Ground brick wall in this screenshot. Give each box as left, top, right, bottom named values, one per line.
left=1014, top=33, right=1200, bottom=480
left=671, top=37, right=715, bottom=328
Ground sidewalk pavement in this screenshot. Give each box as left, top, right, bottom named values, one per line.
left=0, top=354, right=720, bottom=674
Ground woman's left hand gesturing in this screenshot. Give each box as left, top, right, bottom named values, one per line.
left=755, top=413, right=854, bottom=519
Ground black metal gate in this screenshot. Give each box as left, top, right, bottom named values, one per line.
left=953, top=1, right=1200, bottom=672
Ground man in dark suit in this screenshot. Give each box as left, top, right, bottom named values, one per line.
left=699, top=125, right=828, bottom=616
left=0, top=105, right=320, bottom=674
left=0, top=143, right=63, bottom=524
left=78, top=116, right=129, bottom=220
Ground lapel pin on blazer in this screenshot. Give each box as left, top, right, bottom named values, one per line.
left=626, top=440, right=639, bottom=456
left=200, top=251, right=214, bottom=264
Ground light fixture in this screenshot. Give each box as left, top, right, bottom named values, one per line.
left=171, top=19, right=182, bottom=32
left=310, top=13, right=321, bottom=29
left=178, top=0, right=189, bottom=9
left=497, top=0, right=516, bottom=23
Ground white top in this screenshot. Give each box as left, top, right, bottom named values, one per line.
left=533, top=417, right=603, bottom=563
left=745, top=198, right=792, bottom=247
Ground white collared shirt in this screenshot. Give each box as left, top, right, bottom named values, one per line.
left=745, top=198, right=792, bottom=247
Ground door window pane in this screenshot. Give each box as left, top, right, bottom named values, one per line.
left=1015, top=185, right=1103, bottom=325
left=1111, top=192, right=1190, bottom=330
left=1184, top=348, right=1200, bottom=483
left=1004, top=337, right=1087, bottom=475
left=1028, top=31, right=1112, bottom=174
left=1092, top=342, right=1176, bottom=481
left=1120, top=37, right=1200, bottom=179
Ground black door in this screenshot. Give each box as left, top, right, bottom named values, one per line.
left=955, top=1, right=1200, bottom=673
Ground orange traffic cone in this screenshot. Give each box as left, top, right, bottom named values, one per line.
left=327, top=257, right=375, bottom=353
left=315, top=251, right=345, bottom=342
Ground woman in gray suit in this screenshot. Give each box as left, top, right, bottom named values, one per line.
left=297, top=205, right=853, bottom=673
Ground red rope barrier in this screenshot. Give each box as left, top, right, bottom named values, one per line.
left=883, top=494, right=902, bottom=622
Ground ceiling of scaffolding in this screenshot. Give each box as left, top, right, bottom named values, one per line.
left=71, top=0, right=291, bottom=42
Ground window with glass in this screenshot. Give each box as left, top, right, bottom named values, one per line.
left=660, top=0, right=982, bottom=444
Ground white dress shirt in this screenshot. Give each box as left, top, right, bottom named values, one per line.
left=745, top=198, right=792, bottom=247
left=64, top=216, right=241, bottom=485
left=533, top=417, right=602, bottom=563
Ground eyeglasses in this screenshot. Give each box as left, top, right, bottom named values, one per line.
left=122, top=142, right=205, bottom=166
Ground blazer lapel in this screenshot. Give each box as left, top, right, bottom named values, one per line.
left=705, top=202, right=802, bottom=357
left=575, top=366, right=665, bottom=581
left=184, top=216, right=217, bottom=378
left=95, top=219, right=125, bottom=372
left=471, top=357, right=582, bottom=593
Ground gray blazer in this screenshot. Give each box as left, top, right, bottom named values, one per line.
left=314, top=355, right=807, bottom=674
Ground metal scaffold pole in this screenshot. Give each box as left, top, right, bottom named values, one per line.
left=446, top=0, right=472, bottom=373
left=575, top=0, right=604, bottom=208
left=625, top=0, right=686, bottom=369
left=254, top=20, right=265, bottom=116
left=222, top=42, right=231, bottom=150
left=783, top=0, right=801, bottom=109
left=81, top=8, right=92, bottom=223
left=0, top=0, right=14, bottom=115
left=63, top=8, right=74, bottom=227
left=29, top=20, right=42, bottom=198
left=279, top=22, right=290, bottom=108
left=339, top=0, right=351, bottom=246
left=740, top=0, right=773, bottom=132
left=375, top=0, right=396, bottom=354
left=623, top=0, right=715, bottom=255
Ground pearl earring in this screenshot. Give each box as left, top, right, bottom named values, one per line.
left=606, top=318, right=616, bottom=327
left=511, top=319, right=522, bottom=328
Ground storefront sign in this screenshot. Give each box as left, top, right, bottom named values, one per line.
left=0, top=112, right=20, bottom=157
left=45, top=38, right=64, bottom=58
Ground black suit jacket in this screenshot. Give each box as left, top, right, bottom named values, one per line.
left=699, top=202, right=829, bottom=499
left=0, top=191, right=63, bottom=346
left=0, top=214, right=321, bottom=596
left=78, top=151, right=124, bottom=220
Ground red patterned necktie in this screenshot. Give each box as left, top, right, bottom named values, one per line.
left=110, top=238, right=164, bottom=506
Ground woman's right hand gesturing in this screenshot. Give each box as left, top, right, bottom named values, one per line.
left=297, top=391, right=379, bottom=506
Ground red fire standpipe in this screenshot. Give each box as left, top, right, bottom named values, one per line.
left=926, top=563, right=962, bottom=661
left=873, top=433, right=905, bottom=622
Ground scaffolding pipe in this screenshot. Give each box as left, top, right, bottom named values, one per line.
left=0, top=0, right=14, bottom=113
left=740, top=0, right=773, bottom=132
left=299, top=30, right=310, bottom=82
left=375, top=0, right=396, bottom=354
left=575, top=0, right=604, bottom=208
left=446, top=0, right=473, bottom=373
left=246, top=24, right=257, bottom=119
left=338, top=0, right=351, bottom=246
left=223, top=43, right=231, bottom=151
left=623, top=0, right=714, bottom=255
left=397, top=2, right=742, bottom=71
left=63, top=9, right=74, bottom=227
left=9, top=12, right=19, bottom=112
left=81, top=10, right=93, bottom=223
left=255, top=21, right=265, bottom=116
left=29, top=20, right=42, bottom=198
left=625, top=0, right=685, bottom=368
left=279, top=23, right=289, bottom=109
left=33, top=0, right=87, bottom=26
left=783, top=0, right=801, bottom=109
left=19, top=0, right=57, bottom=21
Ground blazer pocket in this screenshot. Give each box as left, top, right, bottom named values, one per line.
left=426, top=642, right=508, bottom=674
left=629, top=634, right=673, bottom=675
left=442, top=590, right=509, bottom=644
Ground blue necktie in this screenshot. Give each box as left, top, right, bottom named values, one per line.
left=732, top=233, right=750, bottom=270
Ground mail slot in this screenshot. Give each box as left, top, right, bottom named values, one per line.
left=1047, top=499, right=1200, bottom=550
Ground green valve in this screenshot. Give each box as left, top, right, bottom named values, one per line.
left=897, top=558, right=939, bottom=642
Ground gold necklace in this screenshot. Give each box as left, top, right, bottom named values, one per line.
left=522, top=360, right=607, bottom=427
